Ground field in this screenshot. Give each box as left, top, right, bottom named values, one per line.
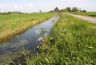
left=0, top=13, right=53, bottom=43
left=0, top=13, right=96, bottom=65
left=72, top=12, right=96, bottom=17
left=25, top=13, right=96, bottom=65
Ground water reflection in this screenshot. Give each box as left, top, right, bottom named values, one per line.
left=0, top=16, right=59, bottom=63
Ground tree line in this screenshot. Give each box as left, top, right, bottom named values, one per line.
left=50, top=7, right=87, bottom=12
left=0, top=12, right=26, bottom=15
left=0, top=7, right=87, bottom=15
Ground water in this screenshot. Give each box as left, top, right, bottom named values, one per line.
left=0, top=16, right=59, bottom=64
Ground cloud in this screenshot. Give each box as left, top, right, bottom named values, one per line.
left=0, top=3, right=33, bottom=12
left=0, top=0, right=96, bottom=12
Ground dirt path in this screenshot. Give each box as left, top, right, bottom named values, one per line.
left=70, top=14, right=96, bottom=23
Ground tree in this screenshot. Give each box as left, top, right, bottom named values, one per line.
left=66, top=7, right=71, bottom=12
left=54, top=7, right=59, bottom=12
left=82, top=10, right=87, bottom=12
left=72, top=7, right=79, bottom=12
left=60, top=9, right=68, bottom=12
left=39, top=10, right=42, bottom=13
left=49, top=10, right=53, bottom=13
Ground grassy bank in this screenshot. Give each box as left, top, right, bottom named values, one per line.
left=72, top=12, right=96, bottom=17
left=2, top=13, right=96, bottom=65
left=26, top=13, right=96, bottom=65
left=0, top=13, right=53, bottom=43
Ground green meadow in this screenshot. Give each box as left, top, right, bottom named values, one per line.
left=27, top=13, right=96, bottom=65
left=0, top=13, right=53, bottom=43
left=0, top=13, right=96, bottom=65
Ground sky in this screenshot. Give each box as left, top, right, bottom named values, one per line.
left=0, top=0, right=96, bottom=13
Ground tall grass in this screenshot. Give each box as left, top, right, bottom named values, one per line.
left=0, top=13, right=53, bottom=43
left=27, top=13, right=96, bottom=65
left=2, top=13, right=96, bottom=65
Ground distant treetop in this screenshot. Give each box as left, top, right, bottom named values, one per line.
left=53, top=7, right=59, bottom=12
left=49, top=7, right=87, bottom=13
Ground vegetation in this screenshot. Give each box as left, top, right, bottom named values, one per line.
left=0, top=12, right=96, bottom=65
left=53, top=7, right=59, bottom=12
left=4, top=13, right=96, bottom=65
left=66, top=7, right=71, bottom=12
left=0, top=13, right=54, bottom=43
left=72, top=12, right=96, bottom=17
left=24, top=13, right=96, bottom=65
left=0, top=12, right=23, bottom=15
left=50, top=7, right=87, bottom=13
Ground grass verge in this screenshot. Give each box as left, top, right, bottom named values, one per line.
left=2, top=13, right=96, bottom=65
left=28, top=13, right=96, bottom=65
left=71, top=12, right=96, bottom=17
left=0, top=13, right=53, bottom=43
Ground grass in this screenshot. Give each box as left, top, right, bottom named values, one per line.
left=71, top=12, right=96, bottom=17
left=1, top=13, right=96, bottom=65
left=26, top=13, right=96, bottom=65
left=0, top=13, right=53, bottom=43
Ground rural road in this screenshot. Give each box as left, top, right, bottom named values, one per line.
left=70, top=14, right=96, bottom=23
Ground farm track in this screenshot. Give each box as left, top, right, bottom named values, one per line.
left=70, top=14, right=96, bottom=23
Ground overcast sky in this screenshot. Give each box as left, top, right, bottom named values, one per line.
left=0, top=0, right=96, bottom=12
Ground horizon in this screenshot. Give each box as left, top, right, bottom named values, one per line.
left=0, top=0, right=96, bottom=13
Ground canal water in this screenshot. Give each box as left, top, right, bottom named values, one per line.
left=0, top=16, right=59, bottom=64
